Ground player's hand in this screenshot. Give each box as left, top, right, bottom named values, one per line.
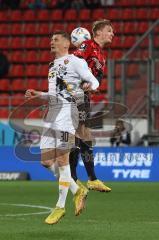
left=81, top=82, right=92, bottom=91
left=25, top=89, right=41, bottom=99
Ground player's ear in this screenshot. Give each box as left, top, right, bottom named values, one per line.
left=96, top=29, right=102, bottom=36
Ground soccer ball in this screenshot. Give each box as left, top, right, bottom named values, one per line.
left=71, top=27, right=91, bottom=47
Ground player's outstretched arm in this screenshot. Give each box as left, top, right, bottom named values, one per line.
left=73, top=56, right=99, bottom=91
left=25, top=89, right=48, bottom=99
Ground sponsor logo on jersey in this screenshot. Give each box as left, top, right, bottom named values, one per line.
left=64, top=59, right=69, bottom=65
left=79, top=43, right=87, bottom=51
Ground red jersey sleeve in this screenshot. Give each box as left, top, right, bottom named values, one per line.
left=74, top=40, right=105, bottom=83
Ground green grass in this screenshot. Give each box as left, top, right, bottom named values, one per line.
left=0, top=182, right=159, bottom=240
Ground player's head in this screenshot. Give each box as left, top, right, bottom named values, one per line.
left=50, top=31, right=70, bottom=55
left=92, top=19, right=114, bottom=47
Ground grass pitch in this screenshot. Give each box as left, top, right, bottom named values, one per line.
left=0, top=181, right=159, bottom=240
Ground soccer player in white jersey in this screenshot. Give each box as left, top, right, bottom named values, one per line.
left=25, top=31, right=99, bottom=224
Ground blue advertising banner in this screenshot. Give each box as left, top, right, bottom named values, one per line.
left=0, top=146, right=159, bottom=181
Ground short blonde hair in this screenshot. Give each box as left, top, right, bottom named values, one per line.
left=92, top=19, right=112, bottom=37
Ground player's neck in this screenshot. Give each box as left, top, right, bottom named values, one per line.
left=55, top=50, right=69, bottom=59
left=94, top=37, right=104, bottom=48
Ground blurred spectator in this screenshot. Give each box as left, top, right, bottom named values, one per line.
left=110, top=120, right=131, bottom=146
left=29, top=0, right=47, bottom=9
left=84, top=0, right=101, bottom=9
left=71, top=0, right=85, bottom=11
left=55, top=0, right=71, bottom=9
left=0, top=0, right=20, bottom=9
left=0, top=52, right=10, bottom=78
left=100, top=0, right=115, bottom=6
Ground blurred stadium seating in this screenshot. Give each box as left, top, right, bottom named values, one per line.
left=0, top=0, right=159, bottom=119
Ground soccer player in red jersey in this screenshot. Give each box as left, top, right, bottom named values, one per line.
left=69, top=19, right=114, bottom=192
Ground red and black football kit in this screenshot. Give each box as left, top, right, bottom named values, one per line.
left=74, top=39, right=105, bottom=83
left=74, top=39, right=106, bottom=126
left=69, top=39, right=107, bottom=182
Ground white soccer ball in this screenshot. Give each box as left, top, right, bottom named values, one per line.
left=71, top=27, right=91, bottom=47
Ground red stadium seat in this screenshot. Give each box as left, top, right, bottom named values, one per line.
left=154, top=35, right=159, bottom=48
left=36, top=23, right=50, bottom=35
left=39, top=51, right=51, bottom=63
left=111, top=50, right=123, bottom=59
left=40, top=64, right=49, bottom=77
left=11, top=24, right=23, bottom=35
left=10, top=64, right=24, bottom=77
left=25, top=65, right=39, bottom=77
left=149, top=0, right=159, bottom=5
left=9, top=10, right=22, bottom=22
left=111, top=36, right=122, bottom=49
left=0, top=94, right=10, bottom=106
left=0, top=38, right=10, bottom=50
left=106, top=9, right=121, bottom=20
left=11, top=93, right=24, bottom=106
left=9, top=51, right=24, bottom=63
left=150, top=8, right=159, bottom=20
left=136, top=8, right=150, bottom=20
left=139, top=49, right=149, bottom=59
left=41, top=79, right=48, bottom=91
left=115, top=79, right=122, bottom=92
left=123, top=36, right=136, bottom=48
left=23, top=37, right=38, bottom=49
left=134, top=0, right=149, bottom=6
left=0, top=11, right=8, bottom=22
left=80, top=23, right=92, bottom=33
left=0, top=24, right=9, bottom=35
left=37, top=10, right=50, bottom=21
left=64, top=9, right=77, bottom=21
left=38, top=37, right=50, bottom=49
left=137, top=22, right=149, bottom=34
left=113, top=22, right=123, bottom=34
left=121, top=9, right=135, bottom=20
left=9, top=37, right=23, bottom=49
left=123, top=22, right=136, bottom=34
left=115, top=64, right=121, bottom=77
left=0, top=109, right=9, bottom=118
left=92, top=9, right=106, bottom=20
left=23, top=24, right=37, bottom=35
left=50, top=23, right=65, bottom=32
left=25, top=51, right=38, bottom=63
left=50, top=9, right=63, bottom=21
left=27, top=79, right=39, bottom=89
left=23, top=10, right=36, bottom=21
left=126, top=64, right=139, bottom=77
left=140, top=38, right=148, bottom=48
left=66, top=23, right=78, bottom=34
left=0, top=79, right=10, bottom=91
left=12, top=79, right=26, bottom=91
left=79, top=9, right=91, bottom=21
left=117, top=0, right=134, bottom=5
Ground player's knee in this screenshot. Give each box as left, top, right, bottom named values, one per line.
left=41, top=160, right=54, bottom=168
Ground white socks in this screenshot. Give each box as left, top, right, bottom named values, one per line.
left=49, top=162, right=59, bottom=179
left=49, top=163, right=79, bottom=208
left=69, top=178, right=79, bottom=195
left=56, top=165, right=71, bottom=208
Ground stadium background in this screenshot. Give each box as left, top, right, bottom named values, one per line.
left=0, top=1, right=159, bottom=240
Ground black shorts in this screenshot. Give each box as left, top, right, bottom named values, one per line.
left=77, top=93, right=90, bottom=127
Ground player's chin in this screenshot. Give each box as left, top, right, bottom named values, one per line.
left=108, top=39, right=113, bottom=44
left=51, top=48, right=55, bottom=52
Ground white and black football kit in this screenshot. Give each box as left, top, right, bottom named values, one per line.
left=40, top=54, right=99, bottom=149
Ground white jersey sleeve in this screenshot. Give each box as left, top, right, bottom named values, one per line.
left=72, top=56, right=99, bottom=90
